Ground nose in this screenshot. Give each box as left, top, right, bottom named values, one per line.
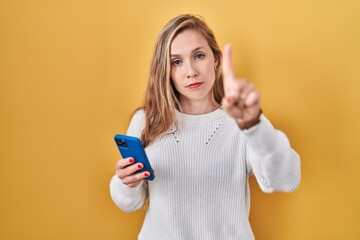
left=186, top=62, right=198, bottom=79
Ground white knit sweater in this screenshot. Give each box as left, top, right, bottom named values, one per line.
left=110, top=109, right=301, bottom=240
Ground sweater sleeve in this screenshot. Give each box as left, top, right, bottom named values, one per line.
left=109, top=110, right=149, bottom=212
left=110, top=175, right=148, bottom=212
left=243, top=114, right=301, bottom=193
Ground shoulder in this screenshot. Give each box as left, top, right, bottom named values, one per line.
left=127, top=108, right=146, bottom=138
left=131, top=108, right=145, bottom=122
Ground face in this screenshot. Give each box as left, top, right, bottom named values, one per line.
left=170, top=29, right=218, bottom=106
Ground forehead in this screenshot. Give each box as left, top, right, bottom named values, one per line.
left=170, top=29, right=210, bottom=54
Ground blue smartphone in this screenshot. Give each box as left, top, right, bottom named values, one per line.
left=114, top=134, right=155, bottom=181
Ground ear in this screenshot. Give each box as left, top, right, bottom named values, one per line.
left=214, top=57, right=219, bottom=69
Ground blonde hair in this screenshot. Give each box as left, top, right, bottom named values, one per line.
left=141, top=14, right=224, bottom=147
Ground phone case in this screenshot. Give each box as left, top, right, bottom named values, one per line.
left=114, top=134, right=155, bottom=181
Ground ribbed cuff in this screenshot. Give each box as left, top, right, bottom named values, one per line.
left=110, top=175, right=144, bottom=198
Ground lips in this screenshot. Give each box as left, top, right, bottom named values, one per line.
left=187, top=82, right=203, bottom=89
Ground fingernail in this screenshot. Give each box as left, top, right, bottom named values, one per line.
left=129, top=158, right=134, bottom=163
left=144, top=172, right=149, bottom=177
left=137, top=164, right=142, bottom=169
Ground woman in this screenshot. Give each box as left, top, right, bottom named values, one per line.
left=110, top=14, right=301, bottom=240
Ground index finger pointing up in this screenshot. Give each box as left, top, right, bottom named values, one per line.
left=222, top=44, right=235, bottom=82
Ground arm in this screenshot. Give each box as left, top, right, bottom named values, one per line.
left=109, top=110, right=149, bottom=212
left=220, top=44, right=300, bottom=193
left=110, top=175, right=148, bottom=212
left=243, top=114, right=301, bottom=193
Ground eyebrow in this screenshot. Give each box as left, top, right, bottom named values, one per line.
left=170, top=46, right=205, bottom=58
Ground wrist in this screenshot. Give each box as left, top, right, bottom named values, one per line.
left=237, top=109, right=262, bottom=130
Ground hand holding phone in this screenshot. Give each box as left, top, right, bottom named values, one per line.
left=114, top=135, right=155, bottom=183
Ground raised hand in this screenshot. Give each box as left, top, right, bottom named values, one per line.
left=221, top=44, right=262, bottom=129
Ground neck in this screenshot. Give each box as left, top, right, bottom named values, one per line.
left=179, top=97, right=220, bottom=115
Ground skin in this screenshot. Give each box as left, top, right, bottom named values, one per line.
left=115, top=157, right=148, bottom=188
left=170, top=29, right=219, bottom=114
left=221, top=44, right=261, bottom=127
left=115, top=29, right=261, bottom=188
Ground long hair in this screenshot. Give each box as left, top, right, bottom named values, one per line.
left=141, top=14, right=224, bottom=147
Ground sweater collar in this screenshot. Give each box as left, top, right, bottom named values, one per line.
left=175, top=108, right=227, bottom=124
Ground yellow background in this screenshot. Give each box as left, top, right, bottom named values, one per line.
left=1, top=0, right=359, bottom=239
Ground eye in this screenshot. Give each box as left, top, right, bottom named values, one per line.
left=172, top=59, right=182, bottom=66
left=195, top=53, right=205, bottom=59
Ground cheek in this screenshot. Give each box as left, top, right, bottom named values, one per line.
left=170, top=68, right=182, bottom=85
left=170, top=68, right=177, bottom=82
left=202, top=58, right=214, bottom=72
left=204, top=62, right=216, bottom=79
left=170, top=74, right=181, bottom=91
